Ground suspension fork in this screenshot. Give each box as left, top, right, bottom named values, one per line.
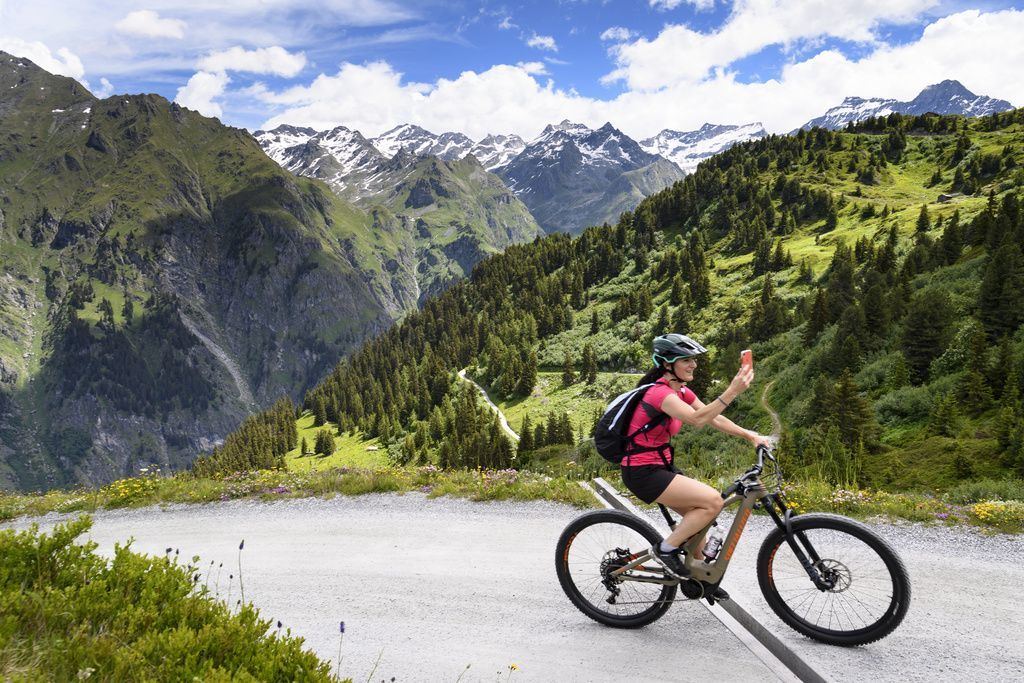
left=762, top=494, right=832, bottom=589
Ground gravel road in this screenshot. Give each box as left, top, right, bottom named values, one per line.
left=7, top=494, right=1023, bottom=682
left=6, top=495, right=779, bottom=682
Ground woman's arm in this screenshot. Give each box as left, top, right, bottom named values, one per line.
left=660, top=366, right=753, bottom=428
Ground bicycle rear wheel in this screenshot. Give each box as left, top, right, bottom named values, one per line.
left=757, top=513, right=910, bottom=646
left=555, top=509, right=677, bottom=628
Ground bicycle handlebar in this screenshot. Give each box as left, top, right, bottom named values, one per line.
left=721, top=445, right=777, bottom=499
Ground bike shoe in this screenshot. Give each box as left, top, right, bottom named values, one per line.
left=649, top=545, right=690, bottom=579
left=704, top=585, right=730, bottom=605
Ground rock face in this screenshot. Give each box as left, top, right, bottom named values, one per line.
left=0, top=52, right=407, bottom=490
left=800, top=80, right=1015, bottom=130
left=253, top=127, right=543, bottom=302
left=496, top=121, right=687, bottom=234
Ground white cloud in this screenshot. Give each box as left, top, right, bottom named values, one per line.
left=498, top=16, right=516, bottom=30
left=608, top=0, right=940, bottom=90
left=650, top=0, right=716, bottom=10
left=526, top=34, right=558, bottom=52
left=94, top=77, right=115, bottom=98
left=600, top=27, right=636, bottom=42
left=517, top=61, right=549, bottom=76
left=175, top=70, right=230, bottom=119
left=259, top=61, right=596, bottom=140
left=257, top=8, right=1024, bottom=142
left=114, top=10, right=186, bottom=39
left=0, top=37, right=84, bottom=80
left=198, top=46, right=306, bottom=77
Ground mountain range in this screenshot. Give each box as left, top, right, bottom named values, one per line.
left=256, top=119, right=767, bottom=234
left=800, top=80, right=1014, bottom=130
left=258, top=80, right=1012, bottom=234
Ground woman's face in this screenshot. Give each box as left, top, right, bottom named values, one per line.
left=671, top=357, right=697, bottom=382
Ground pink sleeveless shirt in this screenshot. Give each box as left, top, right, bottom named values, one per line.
left=620, top=379, right=698, bottom=467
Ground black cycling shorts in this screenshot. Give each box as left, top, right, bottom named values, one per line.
left=620, top=464, right=679, bottom=504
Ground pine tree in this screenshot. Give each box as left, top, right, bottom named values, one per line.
left=518, top=414, right=534, bottom=454
left=300, top=436, right=309, bottom=456
left=928, top=392, right=960, bottom=437
left=582, top=343, right=598, bottom=384
left=517, top=350, right=538, bottom=396
left=314, top=428, right=335, bottom=456
left=313, top=396, right=328, bottom=427
left=902, top=288, right=954, bottom=384
left=916, top=204, right=931, bottom=233
left=562, top=350, right=577, bottom=386
left=590, top=310, right=600, bottom=334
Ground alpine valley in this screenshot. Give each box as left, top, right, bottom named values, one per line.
left=2, top=47, right=1021, bottom=494
left=0, top=52, right=543, bottom=490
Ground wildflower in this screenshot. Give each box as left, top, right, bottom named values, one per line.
left=340, top=621, right=345, bottom=633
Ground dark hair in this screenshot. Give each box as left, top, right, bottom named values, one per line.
left=637, top=365, right=666, bottom=387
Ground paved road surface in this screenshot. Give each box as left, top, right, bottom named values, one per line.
left=8, top=494, right=1023, bottom=681
left=8, top=495, right=779, bottom=682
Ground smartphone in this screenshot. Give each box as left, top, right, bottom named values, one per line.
left=740, top=349, right=753, bottom=371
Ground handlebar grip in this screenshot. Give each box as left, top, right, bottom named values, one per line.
left=721, top=482, right=739, bottom=499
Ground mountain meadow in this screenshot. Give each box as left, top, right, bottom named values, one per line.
left=6, top=106, right=1024, bottom=534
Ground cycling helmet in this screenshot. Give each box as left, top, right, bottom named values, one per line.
left=652, top=333, right=707, bottom=367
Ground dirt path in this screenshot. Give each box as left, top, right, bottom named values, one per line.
left=760, top=380, right=782, bottom=438
left=457, top=368, right=520, bottom=441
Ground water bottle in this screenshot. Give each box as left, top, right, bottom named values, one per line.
left=702, top=529, right=724, bottom=561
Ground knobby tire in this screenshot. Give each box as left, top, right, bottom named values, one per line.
left=756, top=513, right=911, bottom=646
left=555, top=509, right=677, bottom=628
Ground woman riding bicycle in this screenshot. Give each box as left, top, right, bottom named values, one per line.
left=620, top=333, right=772, bottom=597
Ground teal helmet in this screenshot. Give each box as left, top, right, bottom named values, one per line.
left=652, top=333, right=707, bottom=367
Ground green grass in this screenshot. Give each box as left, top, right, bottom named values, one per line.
left=285, top=412, right=388, bottom=472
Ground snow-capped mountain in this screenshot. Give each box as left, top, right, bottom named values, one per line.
left=253, top=124, right=542, bottom=304
left=467, top=133, right=526, bottom=171
left=640, top=123, right=768, bottom=174
left=497, top=120, right=686, bottom=234
left=801, top=80, right=1014, bottom=130
left=253, top=125, right=383, bottom=186
left=370, top=124, right=475, bottom=160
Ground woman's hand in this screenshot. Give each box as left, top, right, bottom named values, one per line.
left=725, top=365, right=754, bottom=399
left=747, top=432, right=775, bottom=449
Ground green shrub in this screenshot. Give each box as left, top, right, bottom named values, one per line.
left=0, top=517, right=338, bottom=681
left=875, top=384, right=933, bottom=425
left=945, top=477, right=1024, bottom=504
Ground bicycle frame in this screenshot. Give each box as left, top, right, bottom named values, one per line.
left=608, top=477, right=771, bottom=587
left=609, top=446, right=829, bottom=590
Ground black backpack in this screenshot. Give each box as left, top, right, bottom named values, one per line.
left=592, top=383, right=671, bottom=464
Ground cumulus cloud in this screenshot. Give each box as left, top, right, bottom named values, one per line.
left=114, top=10, right=186, bottom=39
left=94, top=77, right=115, bottom=98
left=0, top=37, right=84, bottom=80
left=608, top=0, right=940, bottom=90
left=526, top=34, right=558, bottom=51
left=175, top=70, right=230, bottom=119
left=600, top=27, right=637, bottom=42
left=498, top=16, right=516, bottom=30
left=256, top=8, right=1024, bottom=141
left=259, top=61, right=596, bottom=139
left=198, top=46, right=306, bottom=77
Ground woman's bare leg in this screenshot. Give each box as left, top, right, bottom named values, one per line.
left=655, top=474, right=724, bottom=550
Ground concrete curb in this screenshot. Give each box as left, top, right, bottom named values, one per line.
left=589, top=477, right=827, bottom=683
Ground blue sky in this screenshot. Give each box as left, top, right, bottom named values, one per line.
left=1, top=1, right=1022, bottom=140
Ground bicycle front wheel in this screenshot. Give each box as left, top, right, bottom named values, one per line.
left=555, top=509, right=677, bottom=629
left=757, top=513, right=910, bottom=646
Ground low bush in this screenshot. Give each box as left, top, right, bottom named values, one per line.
left=0, top=517, right=339, bottom=681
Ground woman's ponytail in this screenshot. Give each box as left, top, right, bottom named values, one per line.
left=636, top=365, right=665, bottom=387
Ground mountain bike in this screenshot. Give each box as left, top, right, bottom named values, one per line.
left=555, top=446, right=910, bottom=646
